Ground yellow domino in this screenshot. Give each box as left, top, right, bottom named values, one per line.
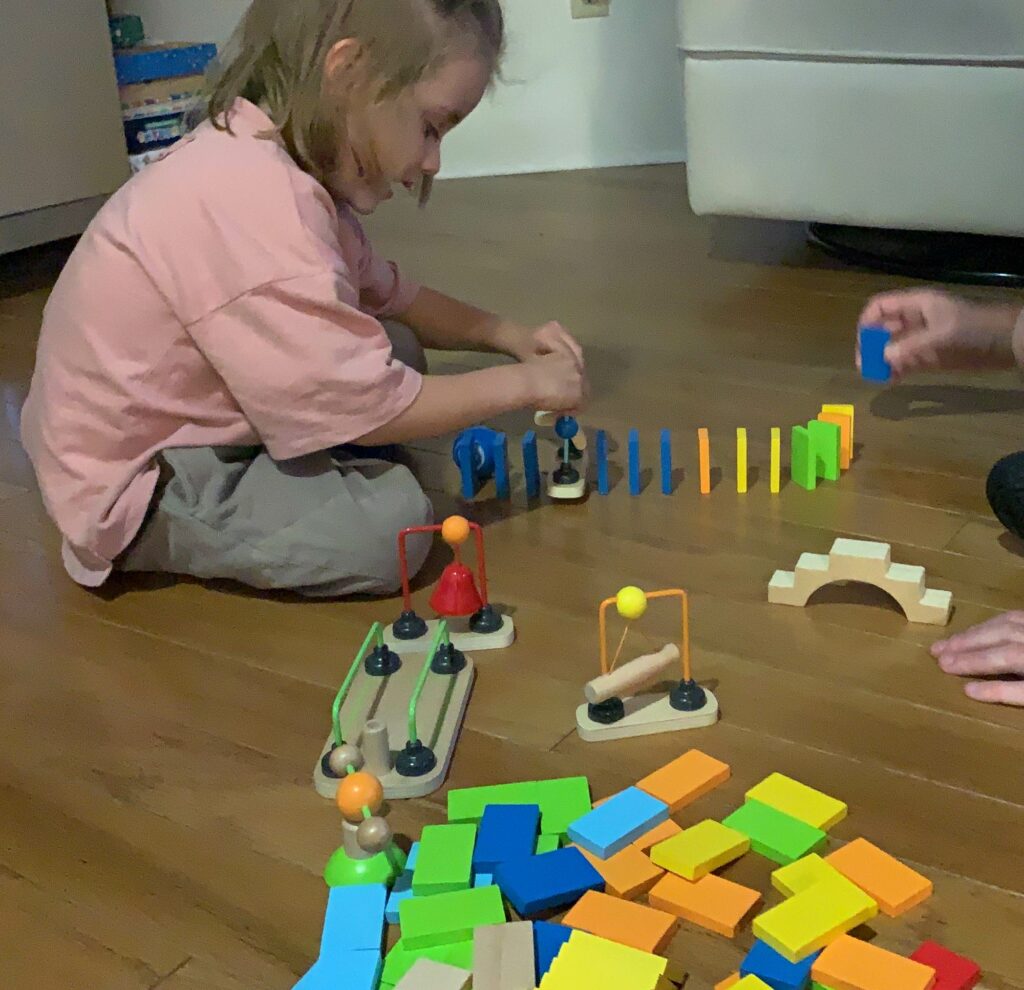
left=747, top=772, right=848, bottom=830
left=735, top=979, right=773, bottom=990
left=540, top=930, right=667, bottom=990
left=821, top=404, right=855, bottom=448
left=650, top=820, right=750, bottom=881
left=753, top=875, right=878, bottom=964
left=769, top=428, right=781, bottom=494
left=771, top=854, right=844, bottom=898
left=736, top=428, right=748, bottom=494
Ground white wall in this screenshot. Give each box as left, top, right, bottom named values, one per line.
left=112, top=0, right=686, bottom=177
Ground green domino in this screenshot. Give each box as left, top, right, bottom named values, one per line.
left=722, top=800, right=827, bottom=865
left=807, top=419, right=841, bottom=482
left=447, top=777, right=591, bottom=838
left=790, top=426, right=817, bottom=490
left=448, top=782, right=539, bottom=822
left=535, top=833, right=561, bottom=854
left=399, top=884, right=506, bottom=950
left=812, top=984, right=839, bottom=990
left=412, top=823, right=477, bottom=896
left=381, top=937, right=474, bottom=986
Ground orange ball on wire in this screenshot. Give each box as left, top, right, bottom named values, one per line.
left=336, top=770, right=384, bottom=821
left=440, top=515, right=471, bottom=547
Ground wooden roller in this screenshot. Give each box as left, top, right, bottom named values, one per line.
left=584, top=643, right=680, bottom=704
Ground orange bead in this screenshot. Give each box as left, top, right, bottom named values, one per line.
left=336, top=771, right=384, bottom=821
left=441, top=515, right=471, bottom=547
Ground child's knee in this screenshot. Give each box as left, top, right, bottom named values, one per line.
left=987, top=451, right=1024, bottom=540
left=371, top=476, right=434, bottom=593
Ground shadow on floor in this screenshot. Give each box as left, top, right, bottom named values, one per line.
left=871, top=384, right=1024, bottom=420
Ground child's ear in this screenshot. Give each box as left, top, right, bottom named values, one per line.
left=324, top=37, right=366, bottom=95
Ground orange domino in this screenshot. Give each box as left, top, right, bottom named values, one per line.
left=562, top=890, right=678, bottom=955
left=826, top=838, right=933, bottom=917
left=633, top=818, right=683, bottom=853
left=574, top=843, right=665, bottom=900
left=715, top=974, right=742, bottom=990
left=818, top=412, right=852, bottom=469
left=698, top=428, right=711, bottom=494
left=637, top=749, right=730, bottom=813
left=813, top=934, right=937, bottom=990
left=648, top=872, right=761, bottom=938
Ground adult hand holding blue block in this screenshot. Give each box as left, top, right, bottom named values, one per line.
left=858, top=325, right=892, bottom=383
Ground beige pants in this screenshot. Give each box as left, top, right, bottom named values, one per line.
left=116, top=323, right=433, bottom=597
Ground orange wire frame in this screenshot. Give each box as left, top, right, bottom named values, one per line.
left=598, top=588, right=691, bottom=682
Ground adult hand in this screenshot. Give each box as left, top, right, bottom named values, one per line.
left=931, top=612, right=1024, bottom=706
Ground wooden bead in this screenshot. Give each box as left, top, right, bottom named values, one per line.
left=357, top=816, right=392, bottom=854
left=327, top=743, right=364, bottom=777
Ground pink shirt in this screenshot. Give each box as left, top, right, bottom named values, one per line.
left=20, top=100, right=422, bottom=586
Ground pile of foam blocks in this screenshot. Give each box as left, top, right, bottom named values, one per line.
left=294, top=748, right=981, bottom=990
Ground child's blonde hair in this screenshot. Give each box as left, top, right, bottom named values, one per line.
left=208, top=0, right=504, bottom=194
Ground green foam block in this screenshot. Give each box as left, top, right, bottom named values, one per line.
left=381, top=938, right=474, bottom=986
left=447, top=776, right=591, bottom=837
left=722, top=800, right=827, bottom=865
left=790, top=426, right=816, bottom=491
left=412, top=823, right=476, bottom=896
left=399, top=884, right=506, bottom=949
left=807, top=419, right=841, bottom=482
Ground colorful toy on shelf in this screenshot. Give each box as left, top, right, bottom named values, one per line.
left=768, top=538, right=952, bottom=626
left=576, top=586, right=719, bottom=741
left=385, top=515, right=515, bottom=652
left=314, top=620, right=474, bottom=801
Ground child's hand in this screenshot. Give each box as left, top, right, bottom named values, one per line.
left=498, top=321, right=584, bottom=367
left=931, top=613, right=1024, bottom=706
left=523, top=345, right=588, bottom=414
left=856, top=289, right=1021, bottom=379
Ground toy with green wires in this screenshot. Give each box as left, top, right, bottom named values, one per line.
left=313, top=618, right=475, bottom=801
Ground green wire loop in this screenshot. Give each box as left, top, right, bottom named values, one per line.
left=331, top=623, right=384, bottom=747
left=407, top=620, right=448, bottom=744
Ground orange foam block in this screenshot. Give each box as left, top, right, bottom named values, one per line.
left=636, top=749, right=731, bottom=813
left=698, top=428, right=711, bottom=495
left=562, top=890, right=678, bottom=955
left=648, top=871, right=761, bottom=938
left=715, top=974, right=741, bottom=990
left=574, top=843, right=665, bottom=900
left=633, top=818, right=683, bottom=853
left=813, top=935, right=937, bottom=990
left=826, top=839, right=933, bottom=917
left=817, top=412, right=852, bottom=470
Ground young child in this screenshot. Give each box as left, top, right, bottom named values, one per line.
left=21, top=0, right=586, bottom=597
left=857, top=287, right=1024, bottom=706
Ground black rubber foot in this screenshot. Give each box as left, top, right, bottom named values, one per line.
left=364, top=644, right=402, bottom=676
left=393, top=610, right=428, bottom=640
left=588, top=697, right=625, bottom=725
left=670, top=679, right=707, bottom=712
left=469, top=603, right=503, bottom=634
left=987, top=451, right=1024, bottom=541
left=553, top=464, right=580, bottom=485
left=321, top=746, right=341, bottom=779
left=431, top=642, right=467, bottom=675
left=395, top=740, right=437, bottom=777
left=568, top=440, right=583, bottom=461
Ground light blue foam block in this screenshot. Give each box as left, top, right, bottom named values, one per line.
left=566, top=787, right=669, bottom=859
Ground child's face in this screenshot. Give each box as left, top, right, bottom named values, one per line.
left=334, top=53, right=491, bottom=214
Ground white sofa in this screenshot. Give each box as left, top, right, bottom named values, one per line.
left=678, top=0, right=1024, bottom=238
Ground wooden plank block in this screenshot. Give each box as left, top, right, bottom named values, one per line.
left=825, top=838, right=933, bottom=917
left=596, top=429, right=610, bottom=495
left=698, top=428, right=711, bottom=494
left=650, top=819, right=750, bottom=881
left=736, top=428, right=748, bottom=494
left=723, top=801, right=827, bottom=866
left=567, top=787, right=669, bottom=859
left=629, top=429, right=641, bottom=496
left=808, top=419, right=841, bottom=482
left=399, top=886, right=506, bottom=950
left=820, top=404, right=855, bottom=448
left=770, top=427, right=781, bottom=494
left=648, top=871, right=761, bottom=938
left=473, top=805, right=540, bottom=872
left=493, top=846, right=604, bottom=917
left=790, top=426, right=816, bottom=490
left=909, top=942, right=981, bottom=990
left=562, top=890, right=677, bottom=954
left=412, top=824, right=477, bottom=896
left=632, top=818, right=682, bottom=853
left=771, top=854, right=843, bottom=898
left=395, top=957, right=472, bottom=990
left=635, top=749, right=730, bottom=813
left=741, top=939, right=819, bottom=990
left=574, top=843, right=664, bottom=900
left=661, top=429, right=673, bottom=495
left=472, top=921, right=536, bottom=990
left=746, top=773, right=848, bottom=831
left=539, top=930, right=668, bottom=989
left=716, top=975, right=742, bottom=990
left=817, top=412, right=852, bottom=470
left=813, top=935, right=937, bottom=990
left=382, top=940, right=474, bottom=989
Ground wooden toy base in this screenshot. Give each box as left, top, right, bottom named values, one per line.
left=575, top=688, right=719, bottom=742
left=548, top=474, right=587, bottom=500
left=382, top=615, right=515, bottom=653
left=313, top=654, right=475, bottom=800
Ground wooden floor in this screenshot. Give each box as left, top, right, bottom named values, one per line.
left=2, top=166, right=1023, bottom=990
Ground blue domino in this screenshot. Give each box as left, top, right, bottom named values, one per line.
left=493, top=432, right=510, bottom=499
left=493, top=846, right=604, bottom=917
left=859, top=325, right=892, bottom=382
left=660, top=429, right=672, bottom=495
left=474, top=872, right=494, bottom=887
left=523, top=431, right=541, bottom=499
left=566, top=787, right=670, bottom=859
left=533, top=922, right=575, bottom=982
left=628, top=429, right=641, bottom=496
left=320, top=884, right=386, bottom=960
left=473, top=804, right=541, bottom=872
left=596, top=429, right=609, bottom=495
left=741, top=940, right=821, bottom=990
left=455, top=441, right=477, bottom=499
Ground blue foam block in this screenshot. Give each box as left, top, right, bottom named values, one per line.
left=628, top=429, right=641, bottom=496
left=473, top=804, right=541, bottom=872
left=405, top=841, right=421, bottom=872
left=294, top=950, right=382, bottom=990
left=596, top=429, right=609, bottom=495
left=455, top=439, right=478, bottom=499
left=533, top=921, right=575, bottom=982
left=660, top=429, right=672, bottom=495
left=523, top=431, right=541, bottom=499
left=566, top=787, right=670, bottom=859
left=319, top=884, right=387, bottom=961
left=385, top=870, right=414, bottom=925
left=474, top=872, right=494, bottom=887
left=741, top=940, right=820, bottom=990
left=859, top=325, right=892, bottom=382
left=493, top=432, right=510, bottom=499
left=493, top=847, right=604, bottom=917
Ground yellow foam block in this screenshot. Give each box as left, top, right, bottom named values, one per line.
left=821, top=404, right=855, bottom=448
left=539, top=930, right=667, bottom=990
left=753, top=875, right=878, bottom=963
left=746, top=773, right=848, bottom=831
left=771, top=854, right=844, bottom=898
left=650, top=819, right=750, bottom=881
left=735, top=978, right=773, bottom=990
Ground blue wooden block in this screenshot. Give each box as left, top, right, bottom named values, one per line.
left=455, top=441, right=477, bottom=499
left=405, top=841, right=420, bottom=871
left=660, top=429, right=672, bottom=495
left=493, top=847, right=604, bottom=917
left=320, top=884, right=387, bottom=961
left=533, top=921, right=575, bottom=982
left=473, top=804, right=541, bottom=872
left=628, top=429, right=641, bottom=496
left=474, top=872, right=494, bottom=887
left=741, top=940, right=820, bottom=990
left=523, top=431, right=541, bottom=499
left=596, top=429, right=609, bottom=495
left=859, top=325, right=892, bottom=382
left=294, top=950, right=382, bottom=990
left=385, top=870, right=414, bottom=924
left=493, top=432, right=510, bottom=499
left=566, top=787, right=670, bottom=859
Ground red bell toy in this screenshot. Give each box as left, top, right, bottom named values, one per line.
left=429, top=517, right=484, bottom=617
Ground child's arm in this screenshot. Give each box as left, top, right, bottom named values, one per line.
left=398, top=286, right=583, bottom=364
left=856, top=288, right=1024, bottom=379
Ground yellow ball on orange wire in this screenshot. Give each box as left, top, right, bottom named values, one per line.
left=616, top=586, right=648, bottom=621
